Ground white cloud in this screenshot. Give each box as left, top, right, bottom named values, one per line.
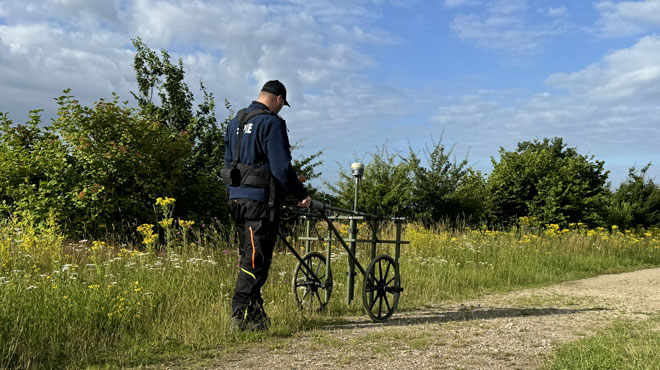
left=449, top=0, right=568, bottom=56
left=428, top=35, right=660, bottom=180
left=2, top=0, right=660, bottom=186
left=444, top=0, right=479, bottom=8
left=0, top=0, right=414, bottom=171
left=596, top=0, right=660, bottom=37
left=547, top=6, right=568, bottom=17
left=546, top=35, right=660, bottom=103
left=489, top=0, right=528, bottom=15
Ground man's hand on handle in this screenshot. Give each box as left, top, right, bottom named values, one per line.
left=298, top=196, right=312, bottom=208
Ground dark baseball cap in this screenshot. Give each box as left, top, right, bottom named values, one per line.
left=261, top=80, right=290, bottom=107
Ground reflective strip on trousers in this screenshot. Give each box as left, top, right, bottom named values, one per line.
left=249, top=226, right=256, bottom=269
left=241, top=268, right=256, bottom=280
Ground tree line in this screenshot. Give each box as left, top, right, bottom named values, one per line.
left=327, top=138, right=660, bottom=230
left=1, top=39, right=658, bottom=237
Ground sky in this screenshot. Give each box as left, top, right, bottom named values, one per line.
left=1, top=0, right=660, bottom=189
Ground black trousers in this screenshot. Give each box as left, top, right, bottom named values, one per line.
left=230, top=199, right=279, bottom=316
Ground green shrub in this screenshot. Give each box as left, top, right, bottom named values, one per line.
left=0, top=39, right=237, bottom=237
left=0, top=94, right=193, bottom=236
left=488, top=137, right=610, bottom=227
left=607, top=164, right=660, bottom=229
left=0, top=110, right=72, bottom=229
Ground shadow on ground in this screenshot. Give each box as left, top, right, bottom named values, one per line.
left=325, top=305, right=610, bottom=329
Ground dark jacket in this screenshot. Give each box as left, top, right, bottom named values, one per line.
left=224, top=101, right=308, bottom=202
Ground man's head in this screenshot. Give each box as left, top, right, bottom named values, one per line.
left=258, top=80, right=289, bottom=113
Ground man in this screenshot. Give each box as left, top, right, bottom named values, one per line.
left=223, top=80, right=312, bottom=331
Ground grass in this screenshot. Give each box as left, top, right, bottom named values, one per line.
left=2, top=207, right=660, bottom=369
left=546, top=315, right=660, bottom=370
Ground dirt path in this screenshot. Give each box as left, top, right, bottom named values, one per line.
left=208, top=268, right=660, bottom=369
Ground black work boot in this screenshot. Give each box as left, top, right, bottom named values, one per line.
left=249, top=302, right=270, bottom=331
left=229, top=307, right=249, bottom=331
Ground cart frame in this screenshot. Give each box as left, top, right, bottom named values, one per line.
left=278, top=201, right=408, bottom=322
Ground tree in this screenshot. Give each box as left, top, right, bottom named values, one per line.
left=488, top=137, right=609, bottom=226
left=291, top=144, right=324, bottom=199
left=0, top=93, right=192, bottom=235
left=410, top=138, right=489, bottom=225
left=131, top=38, right=229, bottom=224
left=328, top=146, right=416, bottom=216
left=0, top=110, right=74, bottom=228
left=0, top=39, right=233, bottom=235
left=607, top=164, right=660, bottom=229
left=132, top=38, right=194, bottom=132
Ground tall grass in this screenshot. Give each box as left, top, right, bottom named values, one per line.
left=2, top=209, right=660, bottom=368
left=547, top=315, right=660, bottom=369
left=399, top=222, right=660, bottom=306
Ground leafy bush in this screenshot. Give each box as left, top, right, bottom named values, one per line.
left=488, top=137, right=610, bottom=227
left=0, top=110, right=72, bottom=228
left=0, top=39, right=234, bottom=237
left=0, top=94, right=192, bottom=236
left=328, top=146, right=416, bottom=216
left=328, top=141, right=489, bottom=224
left=131, top=37, right=230, bottom=227
left=410, top=139, right=490, bottom=225
left=607, top=164, right=660, bottom=229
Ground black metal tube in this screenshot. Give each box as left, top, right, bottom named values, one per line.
left=277, top=230, right=323, bottom=285
left=347, top=217, right=357, bottom=304
left=304, top=218, right=311, bottom=254
left=322, top=213, right=366, bottom=275
left=310, top=200, right=377, bottom=219
left=395, top=221, right=402, bottom=266
left=370, top=220, right=377, bottom=261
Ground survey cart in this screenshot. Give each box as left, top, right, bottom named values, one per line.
left=278, top=163, right=408, bottom=322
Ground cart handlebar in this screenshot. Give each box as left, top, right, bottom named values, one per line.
left=309, top=200, right=377, bottom=218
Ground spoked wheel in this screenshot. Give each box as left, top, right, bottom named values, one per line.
left=362, top=254, right=402, bottom=322
left=292, top=252, right=333, bottom=313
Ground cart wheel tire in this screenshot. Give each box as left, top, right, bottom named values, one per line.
left=292, top=252, right=332, bottom=313
left=362, top=254, right=401, bottom=322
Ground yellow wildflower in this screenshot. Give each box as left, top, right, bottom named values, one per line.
left=155, top=197, right=176, bottom=206
left=137, top=224, right=154, bottom=234
left=159, top=218, right=173, bottom=228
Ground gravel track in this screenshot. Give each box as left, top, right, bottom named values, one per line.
left=183, top=268, right=660, bottom=369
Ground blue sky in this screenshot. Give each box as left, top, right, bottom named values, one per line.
left=1, top=0, right=660, bottom=189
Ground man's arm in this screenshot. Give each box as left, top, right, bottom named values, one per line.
left=264, top=118, right=309, bottom=202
